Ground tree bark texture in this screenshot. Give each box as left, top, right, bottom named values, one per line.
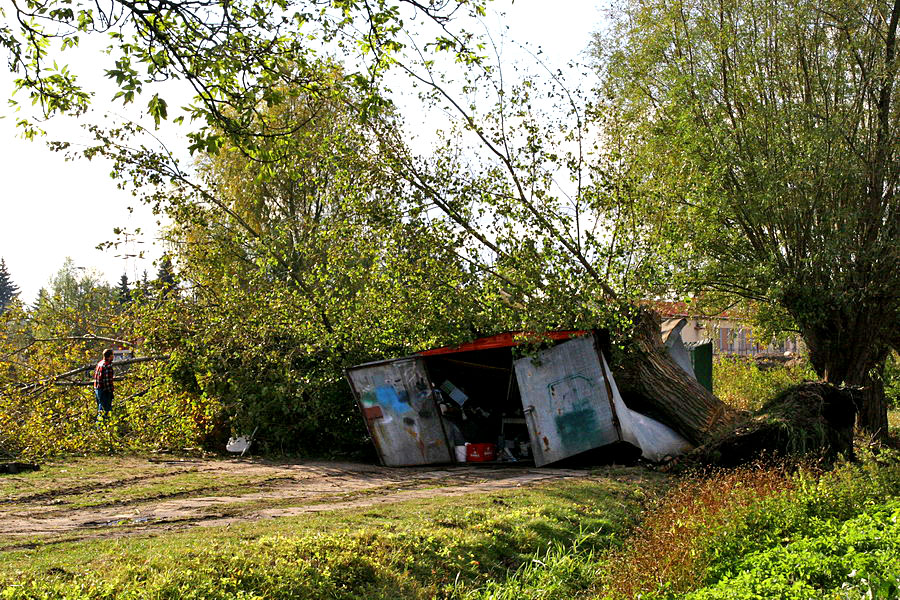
left=852, top=369, right=889, bottom=440
left=803, top=324, right=891, bottom=440
left=693, top=383, right=858, bottom=467
left=611, top=309, right=740, bottom=446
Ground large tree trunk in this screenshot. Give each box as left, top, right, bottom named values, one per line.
left=803, top=325, right=891, bottom=440
left=611, top=309, right=858, bottom=465
left=611, top=308, right=741, bottom=446
left=850, top=367, right=889, bottom=440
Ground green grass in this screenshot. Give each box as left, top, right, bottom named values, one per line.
left=0, top=457, right=284, bottom=508
left=2, top=455, right=897, bottom=600
left=713, top=356, right=815, bottom=412
left=0, top=465, right=668, bottom=599
left=445, top=454, right=900, bottom=600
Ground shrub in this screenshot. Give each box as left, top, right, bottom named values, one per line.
left=597, top=451, right=900, bottom=600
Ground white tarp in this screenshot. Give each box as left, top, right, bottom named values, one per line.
left=661, top=318, right=696, bottom=379
left=601, top=354, right=693, bottom=462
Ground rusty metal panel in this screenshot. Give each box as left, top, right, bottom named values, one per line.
left=514, top=335, right=620, bottom=466
left=347, top=358, right=452, bottom=467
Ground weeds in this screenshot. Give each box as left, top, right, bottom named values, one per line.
left=596, top=451, right=900, bottom=600
left=714, top=356, right=814, bottom=412
left=598, top=464, right=790, bottom=599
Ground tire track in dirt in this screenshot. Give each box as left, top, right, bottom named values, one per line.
left=1, top=469, right=199, bottom=505
left=29, top=475, right=298, bottom=516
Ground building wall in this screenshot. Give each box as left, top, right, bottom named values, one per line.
left=676, top=316, right=801, bottom=356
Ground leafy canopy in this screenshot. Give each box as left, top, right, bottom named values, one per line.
left=596, top=0, right=900, bottom=384
left=2, top=0, right=488, bottom=151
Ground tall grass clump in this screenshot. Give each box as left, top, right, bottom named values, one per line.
left=596, top=452, right=900, bottom=600
left=598, top=464, right=790, bottom=599
left=452, top=536, right=599, bottom=600
left=714, top=356, right=815, bottom=411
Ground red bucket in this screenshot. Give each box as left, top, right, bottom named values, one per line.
left=466, top=443, right=496, bottom=462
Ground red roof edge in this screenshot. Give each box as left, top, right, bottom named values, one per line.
left=417, top=330, right=589, bottom=357
left=647, top=300, right=739, bottom=319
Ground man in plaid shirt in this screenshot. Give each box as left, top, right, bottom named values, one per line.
left=94, top=348, right=115, bottom=419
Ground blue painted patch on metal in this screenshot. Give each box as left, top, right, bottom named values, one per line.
left=375, top=385, right=412, bottom=414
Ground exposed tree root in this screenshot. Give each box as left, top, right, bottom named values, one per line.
left=691, top=382, right=857, bottom=467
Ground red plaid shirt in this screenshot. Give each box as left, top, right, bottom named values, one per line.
left=94, top=359, right=114, bottom=392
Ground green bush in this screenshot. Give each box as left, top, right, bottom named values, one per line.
left=681, top=454, right=900, bottom=599
left=596, top=452, right=900, bottom=600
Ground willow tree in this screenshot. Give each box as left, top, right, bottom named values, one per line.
left=597, top=0, right=900, bottom=436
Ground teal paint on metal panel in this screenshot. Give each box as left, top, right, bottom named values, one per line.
left=555, top=407, right=601, bottom=448
left=547, top=375, right=605, bottom=450
left=514, top=335, right=620, bottom=466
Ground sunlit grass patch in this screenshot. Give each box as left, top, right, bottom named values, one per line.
left=888, top=408, right=900, bottom=433
left=0, top=468, right=668, bottom=599
left=714, top=356, right=815, bottom=412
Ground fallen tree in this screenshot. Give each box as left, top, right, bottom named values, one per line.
left=611, top=309, right=859, bottom=465
left=694, top=382, right=858, bottom=466
left=611, top=309, right=741, bottom=446
left=18, top=356, right=169, bottom=391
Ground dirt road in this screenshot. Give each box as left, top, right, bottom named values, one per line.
left=0, top=457, right=591, bottom=547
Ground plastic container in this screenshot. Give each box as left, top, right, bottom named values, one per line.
left=466, top=443, right=497, bottom=462
left=455, top=445, right=468, bottom=462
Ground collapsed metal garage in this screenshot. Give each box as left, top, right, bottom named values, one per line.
left=346, top=330, right=696, bottom=467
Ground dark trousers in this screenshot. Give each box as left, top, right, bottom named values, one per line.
left=95, top=388, right=113, bottom=417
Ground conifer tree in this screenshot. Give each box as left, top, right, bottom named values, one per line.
left=0, top=259, right=20, bottom=310
left=155, top=256, right=176, bottom=298
left=117, top=273, right=131, bottom=305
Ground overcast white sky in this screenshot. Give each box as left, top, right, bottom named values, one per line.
left=0, top=1, right=606, bottom=303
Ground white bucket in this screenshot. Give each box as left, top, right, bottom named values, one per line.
left=455, top=445, right=467, bottom=462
